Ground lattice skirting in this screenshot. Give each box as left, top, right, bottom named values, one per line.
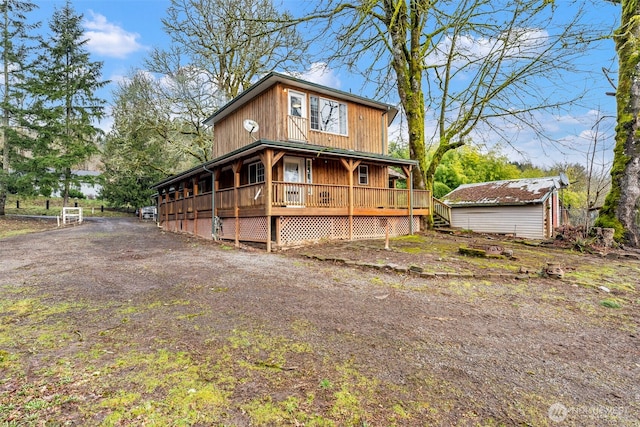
left=218, top=217, right=268, bottom=242
left=163, top=216, right=420, bottom=247
left=278, top=216, right=420, bottom=246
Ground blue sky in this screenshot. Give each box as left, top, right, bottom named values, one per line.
left=32, top=0, right=621, bottom=170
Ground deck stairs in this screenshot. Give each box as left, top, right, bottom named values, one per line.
left=432, top=197, right=451, bottom=228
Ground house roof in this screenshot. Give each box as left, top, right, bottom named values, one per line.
left=203, top=71, right=399, bottom=126
left=152, top=139, right=417, bottom=189
left=442, top=176, right=568, bottom=207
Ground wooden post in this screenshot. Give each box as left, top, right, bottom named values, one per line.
left=262, top=150, right=274, bottom=252
left=193, top=180, right=199, bottom=236
left=385, top=219, right=390, bottom=250
left=233, top=160, right=243, bottom=247
left=340, top=158, right=361, bottom=241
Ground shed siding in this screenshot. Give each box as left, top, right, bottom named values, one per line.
left=450, top=205, right=545, bottom=239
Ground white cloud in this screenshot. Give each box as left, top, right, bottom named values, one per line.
left=83, top=11, right=146, bottom=59
left=298, top=63, right=342, bottom=89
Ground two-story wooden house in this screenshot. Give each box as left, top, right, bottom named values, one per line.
left=153, top=72, right=431, bottom=251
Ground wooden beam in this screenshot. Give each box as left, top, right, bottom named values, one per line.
left=234, top=162, right=241, bottom=247
left=346, top=159, right=354, bottom=240
left=232, top=160, right=243, bottom=174
left=265, top=149, right=273, bottom=253
left=272, top=150, right=286, bottom=165
left=401, top=166, right=411, bottom=179
left=340, top=158, right=355, bottom=172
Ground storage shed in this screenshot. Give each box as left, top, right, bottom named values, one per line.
left=442, top=176, right=568, bottom=239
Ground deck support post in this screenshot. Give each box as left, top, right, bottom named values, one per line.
left=233, top=160, right=243, bottom=247
left=261, top=149, right=274, bottom=252
left=193, top=181, right=199, bottom=236
left=340, top=158, right=361, bottom=241
left=164, top=192, right=169, bottom=228
left=408, top=165, right=414, bottom=234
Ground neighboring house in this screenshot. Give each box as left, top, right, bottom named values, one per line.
left=152, top=72, right=431, bottom=251
left=51, top=170, right=102, bottom=199
left=442, top=176, right=569, bottom=239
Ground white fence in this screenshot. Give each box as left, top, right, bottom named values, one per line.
left=58, top=207, right=83, bottom=226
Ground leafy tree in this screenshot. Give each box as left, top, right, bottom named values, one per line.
left=388, top=140, right=409, bottom=160
left=434, top=146, right=521, bottom=192
left=0, top=0, right=39, bottom=215
left=291, top=0, right=605, bottom=226
left=25, top=0, right=106, bottom=206
left=100, top=71, right=178, bottom=209
left=596, top=0, right=640, bottom=244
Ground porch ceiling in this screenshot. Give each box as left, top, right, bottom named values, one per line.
left=151, top=139, right=417, bottom=189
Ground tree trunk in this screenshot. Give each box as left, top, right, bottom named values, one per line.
left=596, top=0, right=640, bottom=246
left=0, top=3, right=8, bottom=217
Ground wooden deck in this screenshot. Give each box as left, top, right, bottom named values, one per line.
left=159, top=183, right=431, bottom=220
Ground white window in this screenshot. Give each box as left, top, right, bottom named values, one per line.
left=289, top=90, right=306, bottom=118
left=310, top=95, right=347, bottom=135
left=248, top=161, right=264, bottom=184
left=358, top=165, right=369, bottom=185
left=306, top=159, right=313, bottom=183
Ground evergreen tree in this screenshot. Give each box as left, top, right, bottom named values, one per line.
left=26, top=0, right=106, bottom=206
left=0, top=0, right=39, bottom=215
left=100, top=71, right=175, bottom=209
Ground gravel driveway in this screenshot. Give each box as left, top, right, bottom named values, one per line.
left=1, top=217, right=638, bottom=426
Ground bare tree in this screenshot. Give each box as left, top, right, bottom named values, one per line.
left=137, top=0, right=307, bottom=167
left=289, top=0, right=607, bottom=226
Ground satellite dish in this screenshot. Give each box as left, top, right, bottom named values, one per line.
left=559, top=172, right=570, bottom=187
left=243, top=119, right=259, bottom=134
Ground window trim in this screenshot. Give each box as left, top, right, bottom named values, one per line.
left=248, top=161, right=265, bottom=184
left=309, top=95, right=348, bottom=136
left=358, top=165, right=369, bottom=186
left=288, top=90, right=306, bottom=118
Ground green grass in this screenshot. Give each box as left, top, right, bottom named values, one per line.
left=5, top=195, right=132, bottom=217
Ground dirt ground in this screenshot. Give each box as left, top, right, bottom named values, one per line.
left=0, top=216, right=639, bottom=426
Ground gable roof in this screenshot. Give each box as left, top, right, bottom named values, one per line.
left=203, top=71, right=399, bottom=126
left=442, top=176, right=568, bottom=207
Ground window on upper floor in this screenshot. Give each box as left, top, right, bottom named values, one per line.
left=248, top=161, right=265, bottom=184
left=310, top=95, right=348, bottom=135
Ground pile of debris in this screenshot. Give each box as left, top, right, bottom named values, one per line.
left=553, top=225, right=616, bottom=251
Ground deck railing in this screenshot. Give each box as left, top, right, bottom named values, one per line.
left=272, top=182, right=349, bottom=207
left=215, top=184, right=265, bottom=210
left=163, top=183, right=431, bottom=213
left=432, top=197, right=451, bottom=222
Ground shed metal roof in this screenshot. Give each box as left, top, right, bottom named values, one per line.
left=443, top=176, right=567, bottom=207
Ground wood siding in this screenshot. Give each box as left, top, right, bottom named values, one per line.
left=213, top=82, right=390, bottom=158
left=214, top=86, right=280, bottom=157
left=450, top=205, right=545, bottom=239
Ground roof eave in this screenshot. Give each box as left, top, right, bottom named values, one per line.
left=203, top=71, right=399, bottom=126
left=151, top=139, right=416, bottom=189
